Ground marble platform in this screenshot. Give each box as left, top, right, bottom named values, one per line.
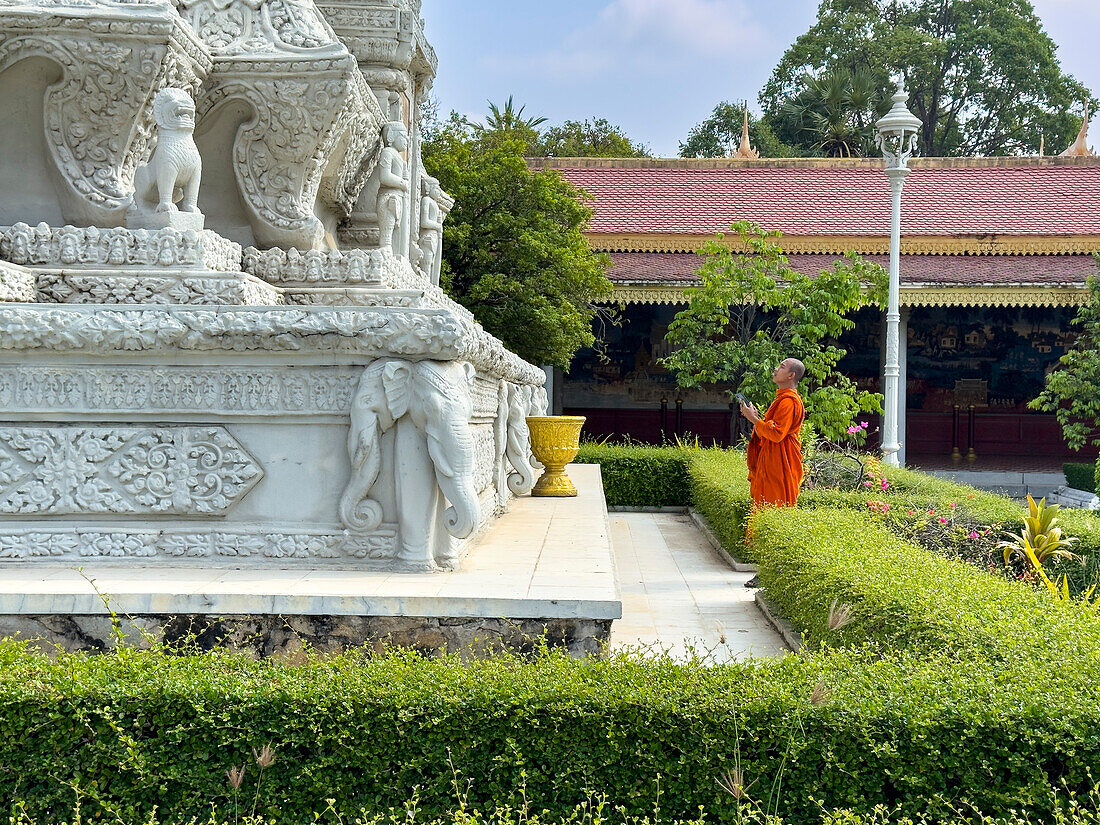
left=0, top=465, right=619, bottom=657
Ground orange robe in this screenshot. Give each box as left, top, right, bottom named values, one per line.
left=746, top=388, right=805, bottom=507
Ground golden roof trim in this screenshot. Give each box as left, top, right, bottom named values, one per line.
left=610, top=284, right=1089, bottom=308
left=590, top=233, right=1100, bottom=255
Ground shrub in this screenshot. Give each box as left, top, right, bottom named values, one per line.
left=1066, top=461, right=1098, bottom=493
left=573, top=443, right=692, bottom=508
left=686, top=449, right=754, bottom=559
left=749, top=506, right=1100, bottom=656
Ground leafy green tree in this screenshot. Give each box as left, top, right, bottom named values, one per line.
left=535, top=118, right=651, bottom=158
left=680, top=102, right=799, bottom=158
left=422, top=116, right=613, bottom=369
left=774, top=67, right=886, bottom=157
left=1031, top=267, right=1100, bottom=450
left=660, top=222, right=887, bottom=440
left=761, top=0, right=1095, bottom=156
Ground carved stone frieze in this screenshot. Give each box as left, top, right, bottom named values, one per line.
left=470, top=376, right=501, bottom=423
left=337, top=225, right=381, bottom=249
left=36, top=272, right=282, bottom=305
left=0, top=305, right=546, bottom=385
left=0, top=261, right=33, bottom=302
left=243, top=245, right=385, bottom=285
left=0, top=425, right=262, bottom=515
left=0, top=526, right=397, bottom=560
left=199, top=64, right=382, bottom=249
left=282, top=288, right=440, bottom=307
left=2, top=224, right=242, bottom=272
left=0, top=366, right=359, bottom=416
left=319, top=0, right=436, bottom=79
left=281, top=289, right=419, bottom=306
left=471, top=424, right=495, bottom=495
left=0, top=4, right=209, bottom=223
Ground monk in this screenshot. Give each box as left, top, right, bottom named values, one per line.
left=739, top=358, right=806, bottom=589
left=739, top=358, right=806, bottom=507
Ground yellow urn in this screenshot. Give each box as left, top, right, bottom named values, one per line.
left=526, top=415, right=586, bottom=497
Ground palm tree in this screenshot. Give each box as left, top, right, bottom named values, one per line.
left=778, top=69, right=885, bottom=157
left=481, top=96, right=547, bottom=133
left=464, top=96, right=547, bottom=153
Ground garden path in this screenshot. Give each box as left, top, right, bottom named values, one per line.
left=609, top=513, right=789, bottom=662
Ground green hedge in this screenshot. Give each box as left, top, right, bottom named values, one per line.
left=751, top=506, right=1100, bottom=654
left=1065, top=462, right=1098, bottom=493
left=686, top=449, right=755, bottom=559
left=5, top=640, right=1100, bottom=825
left=573, top=443, right=693, bottom=508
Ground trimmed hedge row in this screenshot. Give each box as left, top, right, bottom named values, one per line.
left=573, top=443, right=693, bottom=508
left=5, top=639, right=1100, bottom=824
left=751, top=506, right=1100, bottom=655
left=1065, top=461, right=1098, bottom=493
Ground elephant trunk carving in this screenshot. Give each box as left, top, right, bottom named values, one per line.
left=505, top=383, right=536, bottom=496
left=340, top=358, right=481, bottom=569
left=339, top=406, right=386, bottom=533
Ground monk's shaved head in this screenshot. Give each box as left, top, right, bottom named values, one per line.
left=784, top=358, right=805, bottom=382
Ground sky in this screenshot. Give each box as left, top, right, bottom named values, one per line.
left=422, top=0, right=1100, bottom=158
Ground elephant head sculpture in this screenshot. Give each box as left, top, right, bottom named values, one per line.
left=340, top=358, right=480, bottom=570
left=504, top=383, right=537, bottom=496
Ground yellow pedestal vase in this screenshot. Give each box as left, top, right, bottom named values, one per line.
left=526, top=416, right=586, bottom=497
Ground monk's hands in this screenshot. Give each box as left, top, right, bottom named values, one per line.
left=739, top=400, right=760, bottom=424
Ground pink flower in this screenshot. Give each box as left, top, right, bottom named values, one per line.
left=881, top=479, right=889, bottom=491
left=859, top=421, right=868, bottom=428
left=847, top=425, right=860, bottom=434
left=969, top=531, right=980, bottom=539
left=907, top=510, right=915, bottom=516
left=928, top=509, right=935, bottom=515
left=864, top=480, right=873, bottom=488
left=949, top=502, right=956, bottom=509
left=938, top=517, right=947, bottom=524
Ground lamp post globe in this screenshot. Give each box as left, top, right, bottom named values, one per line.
left=875, top=77, right=921, bottom=467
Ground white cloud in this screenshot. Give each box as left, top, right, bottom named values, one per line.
left=593, top=0, right=766, bottom=56
left=483, top=0, right=769, bottom=82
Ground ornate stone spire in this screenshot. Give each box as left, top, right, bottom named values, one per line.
left=1060, top=106, right=1095, bottom=157
left=733, top=106, right=760, bottom=159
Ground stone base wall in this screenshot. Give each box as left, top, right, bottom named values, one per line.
left=1, top=614, right=612, bottom=659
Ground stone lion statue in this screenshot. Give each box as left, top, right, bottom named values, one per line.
left=132, top=88, right=202, bottom=216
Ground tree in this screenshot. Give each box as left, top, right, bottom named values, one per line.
left=680, top=102, right=799, bottom=158
left=465, top=96, right=546, bottom=154
left=761, top=0, right=1095, bottom=157
left=1030, top=268, right=1100, bottom=450
left=422, top=115, right=613, bottom=369
left=535, top=118, right=651, bottom=158
left=660, top=222, right=887, bottom=440
left=773, top=67, right=886, bottom=157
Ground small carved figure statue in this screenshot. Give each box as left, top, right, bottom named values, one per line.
left=376, top=121, right=409, bottom=256
left=417, top=175, right=444, bottom=283
left=131, top=89, right=203, bottom=223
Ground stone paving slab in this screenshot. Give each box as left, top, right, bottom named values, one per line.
left=0, top=465, right=620, bottom=622
left=609, top=512, right=789, bottom=662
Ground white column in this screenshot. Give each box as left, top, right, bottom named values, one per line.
left=882, top=166, right=908, bottom=466
left=898, top=307, right=909, bottom=467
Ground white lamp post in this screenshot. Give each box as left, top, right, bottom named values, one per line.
left=875, top=78, right=921, bottom=467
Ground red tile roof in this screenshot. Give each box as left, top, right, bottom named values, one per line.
left=552, top=165, right=1100, bottom=237
left=609, top=252, right=1097, bottom=286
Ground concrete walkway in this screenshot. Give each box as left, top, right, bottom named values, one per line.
left=609, top=512, right=789, bottom=662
